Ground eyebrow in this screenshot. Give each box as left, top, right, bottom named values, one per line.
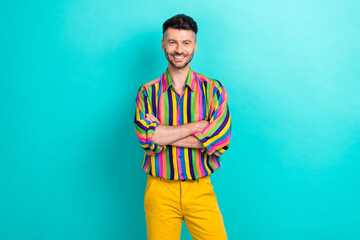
left=167, top=39, right=193, bottom=43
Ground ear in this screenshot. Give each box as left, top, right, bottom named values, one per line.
left=161, top=39, right=164, bottom=50
left=194, top=40, right=197, bottom=52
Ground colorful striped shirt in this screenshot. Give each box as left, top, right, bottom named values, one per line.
left=134, top=66, right=232, bottom=180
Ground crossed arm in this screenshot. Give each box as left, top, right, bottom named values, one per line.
left=145, top=114, right=207, bottom=149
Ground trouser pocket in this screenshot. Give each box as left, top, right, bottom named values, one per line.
left=144, top=175, right=156, bottom=201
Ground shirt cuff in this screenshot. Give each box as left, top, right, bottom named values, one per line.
left=192, top=132, right=214, bottom=155
left=147, top=121, right=166, bottom=154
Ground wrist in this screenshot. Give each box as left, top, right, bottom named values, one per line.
left=191, top=121, right=202, bottom=133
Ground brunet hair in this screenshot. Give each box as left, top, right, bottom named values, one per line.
left=162, top=14, right=198, bottom=35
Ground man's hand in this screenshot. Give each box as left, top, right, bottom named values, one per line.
left=195, top=120, right=209, bottom=132
left=146, top=114, right=160, bottom=124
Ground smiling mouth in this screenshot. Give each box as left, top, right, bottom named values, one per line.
left=172, top=55, right=186, bottom=61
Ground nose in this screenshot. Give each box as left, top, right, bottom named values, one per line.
left=174, top=44, right=183, bottom=54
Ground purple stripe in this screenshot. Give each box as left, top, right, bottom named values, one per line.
left=135, top=121, right=149, bottom=132
left=135, top=121, right=156, bottom=132
left=208, top=109, right=230, bottom=139
left=168, top=146, right=174, bottom=179
left=151, top=85, right=156, bottom=116
left=144, top=94, right=148, bottom=114
left=204, top=81, right=208, bottom=93
left=216, top=89, right=221, bottom=99
left=203, top=81, right=208, bottom=112
left=188, top=149, right=195, bottom=179
left=207, top=155, right=214, bottom=173
left=200, top=150, right=208, bottom=176
left=187, top=88, right=191, bottom=122
left=167, top=89, right=173, bottom=125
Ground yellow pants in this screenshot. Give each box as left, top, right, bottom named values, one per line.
left=144, top=174, right=228, bottom=240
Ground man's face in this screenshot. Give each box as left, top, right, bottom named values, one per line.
left=161, top=28, right=197, bottom=69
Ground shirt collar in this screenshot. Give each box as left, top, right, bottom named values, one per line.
left=162, top=66, right=196, bottom=92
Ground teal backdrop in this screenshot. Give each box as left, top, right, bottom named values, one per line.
left=1, top=0, right=359, bottom=239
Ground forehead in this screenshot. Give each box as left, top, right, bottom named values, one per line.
left=164, top=28, right=196, bottom=41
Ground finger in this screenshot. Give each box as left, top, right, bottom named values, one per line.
left=150, top=115, right=159, bottom=122
left=145, top=116, right=153, bottom=122
left=146, top=113, right=159, bottom=123
left=150, top=115, right=157, bottom=122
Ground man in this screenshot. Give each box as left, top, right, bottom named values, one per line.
left=134, top=14, right=231, bottom=240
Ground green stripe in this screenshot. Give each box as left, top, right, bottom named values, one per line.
left=185, top=67, right=192, bottom=87
left=134, top=123, right=146, bottom=134
left=147, top=86, right=152, bottom=110
left=164, top=91, right=169, bottom=125
left=206, top=82, right=211, bottom=107
left=140, top=94, right=146, bottom=112
left=166, top=146, right=171, bottom=179
left=208, top=154, right=215, bottom=171
left=191, top=89, right=195, bottom=122
left=206, top=108, right=228, bottom=137
left=191, top=149, right=198, bottom=179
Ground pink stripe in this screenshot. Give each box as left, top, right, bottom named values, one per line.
left=159, top=150, right=163, bottom=178
left=213, top=135, right=231, bottom=148
left=142, top=157, right=151, bottom=172
left=159, top=93, right=165, bottom=123
left=177, top=147, right=183, bottom=179
left=162, top=150, right=167, bottom=178
left=158, top=91, right=165, bottom=178
left=136, top=93, right=143, bottom=108
left=162, top=73, right=168, bottom=92
left=198, top=81, right=203, bottom=120
left=207, top=146, right=215, bottom=155
left=210, top=155, right=220, bottom=169
left=196, top=149, right=205, bottom=178
left=191, top=71, right=195, bottom=90
left=216, top=102, right=226, bottom=118
left=138, top=137, right=150, bottom=142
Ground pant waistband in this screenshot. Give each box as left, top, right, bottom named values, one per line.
left=147, top=174, right=210, bottom=183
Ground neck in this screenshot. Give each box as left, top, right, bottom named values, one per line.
left=167, top=63, right=190, bottom=89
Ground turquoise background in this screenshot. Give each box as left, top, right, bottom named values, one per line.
left=1, top=0, right=359, bottom=239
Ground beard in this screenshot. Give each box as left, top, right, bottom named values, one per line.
left=164, top=48, right=194, bottom=69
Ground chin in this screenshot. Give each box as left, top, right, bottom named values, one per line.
left=172, top=62, right=189, bottom=69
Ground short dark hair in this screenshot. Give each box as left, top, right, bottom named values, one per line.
left=162, top=14, right=198, bottom=35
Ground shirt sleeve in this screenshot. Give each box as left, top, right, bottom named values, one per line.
left=134, top=87, right=165, bottom=156
left=192, top=84, right=232, bottom=156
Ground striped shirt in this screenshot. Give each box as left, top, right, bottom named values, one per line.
left=134, top=67, right=232, bottom=180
